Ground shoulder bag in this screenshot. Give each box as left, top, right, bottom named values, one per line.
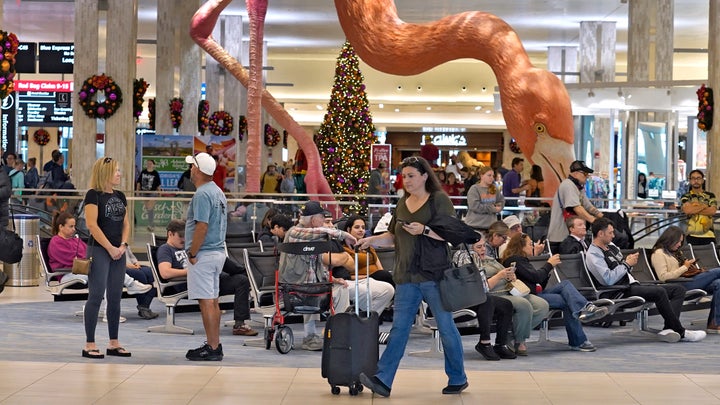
left=0, top=209, right=23, bottom=264
left=438, top=244, right=488, bottom=312
left=72, top=193, right=96, bottom=275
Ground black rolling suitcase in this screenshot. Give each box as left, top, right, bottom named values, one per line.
left=321, top=248, right=380, bottom=396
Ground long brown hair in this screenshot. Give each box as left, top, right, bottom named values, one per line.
left=500, top=233, right=529, bottom=262
left=51, top=211, right=75, bottom=236
left=477, top=166, right=496, bottom=194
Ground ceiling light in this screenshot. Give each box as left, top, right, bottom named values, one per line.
left=588, top=90, right=595, bottom=98
left=461, top=86, right=467, bottom=92
left=315, top=105, right=323, bottom=110
left=396, top=85, right=402, bottom=91
left=426, top=106, right=432, bottom=111
left=474, top=106, right=482, bottom=111
left=485, top=110, right=491, bottom=114
left=378, top=103, right=384, bottom=109
left=482, top=87, right=487, bottom=92
left=417, top=85, right=423, bottom=91
left=617, top=88, right=624, bottom=99
left=394, top=108, right=400, bottom=112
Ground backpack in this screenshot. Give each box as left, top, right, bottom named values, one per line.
left=37, top=170, right=54, bottom=190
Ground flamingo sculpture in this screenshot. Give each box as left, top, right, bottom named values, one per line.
left=335, top=0, right=576, bottom=198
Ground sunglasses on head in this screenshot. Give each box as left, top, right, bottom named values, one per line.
left=103, top=157, right=112, bottom=164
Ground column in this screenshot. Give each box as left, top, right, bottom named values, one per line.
left=178, top=0, right=202, bottom=136
left=547, top=46, right=578, bottom=84
left=578, top=21, right=616, bottom=83
left=708, top=1, right=720, bottom=190
left=72, top=0, right=99, bottom=191
left=204, top=18, right=222, bottom=113
left=105, top=0, right=138, bottom=192
left=225, top=16, right=244, bottom=191
left=156, top=0, right=177, bottom=135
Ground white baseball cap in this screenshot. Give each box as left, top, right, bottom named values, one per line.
left=185, top=152, right=216, bottom=176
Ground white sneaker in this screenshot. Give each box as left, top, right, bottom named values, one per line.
left=681, top=330, right=707, bottom=342
left=657, top=329, right=681, bottom=343
left=103, top=315, right=127, bottom=323
left=126, top=280, right=152, bottom=295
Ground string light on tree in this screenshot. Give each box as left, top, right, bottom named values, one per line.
left=315, top=41, right=376, bottom=214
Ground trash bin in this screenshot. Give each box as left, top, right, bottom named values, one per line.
left=3, top=214, right=39, bottom=287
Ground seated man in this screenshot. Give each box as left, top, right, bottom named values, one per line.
left=157, top=219, right=258, bottom=336
left=258, top=213, right=292, bottom=249
left=585, top=217, right=705, bottom=343
left=279, top=201, right=355, bottom=351
left=558, top=216, right=589, bottom=254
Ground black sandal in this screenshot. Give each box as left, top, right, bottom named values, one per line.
left=82, top=349, right=105, bottom=359
left=106, top=347, right=132, bottom=357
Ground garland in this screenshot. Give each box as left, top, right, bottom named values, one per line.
left=33, top=128, right=50, bottom=146
left=169, top=97, right=183, bottom=129
left=0, top=30, right=19, bottom=100
left=148, top=98, right=156, bottom=130
left=209, top=110, right=233, bottom=136
left=697, top=84, right=714, bottom=131
left=237, top=115, right=247, bottom=141
left=198, top=100, right=210, bottom=135
left=78, top=74, right=123, bottom=120
left=264, top=123, right=280, bottom=146
left=133, top=78, right=149, bottom=122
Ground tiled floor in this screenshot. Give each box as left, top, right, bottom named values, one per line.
left=2, top=286, right=720, bottom=404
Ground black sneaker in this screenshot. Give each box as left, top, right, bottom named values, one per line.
left=0, top=271, right=7, bottom=294
left=359, top=372, right=391, bottom=397
left=186, top=343, right=223, bottom=361
left=442, top=381, right=469, bottom=395
left=493, top=344, right=517, bottom=359
left=137, top=305, right=159, bottom=320
left=474, top=342, right=500, bottom=361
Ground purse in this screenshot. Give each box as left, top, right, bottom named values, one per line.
left=71, top=235, right=93, bottom=275
left=438, top=244, right=488, bottom=312
left=681, top=262, right=705, bottom=278
left=509, top=279, right=531, bottom=296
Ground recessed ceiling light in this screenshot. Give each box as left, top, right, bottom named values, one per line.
left=461, top=86, right=467, bottom=92
left=474, top=106, right=482, bottom=111
left=290, top=107, right=296, bottom=111
left=394, top=108, right=400, bottom=112
left=485, top=110, right=491, bottom=114
left=315, top=105, right=323, bottom=110
left=426, top=106, right=432, bottom=111
left=378, top=103, right=384, bottom=109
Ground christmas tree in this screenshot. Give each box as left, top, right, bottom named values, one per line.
left=316, top=41, right=376, bottom=214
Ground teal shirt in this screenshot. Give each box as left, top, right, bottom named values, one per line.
left=390, top=190, right=455, bottom=284
left=186, top=181, right=227, bottom=252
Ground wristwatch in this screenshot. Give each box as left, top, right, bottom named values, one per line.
left=423, top=226, right=431, bottom=235
left=187, top=250, right=196, bottom=259
left=121, top=242, right=129, bottom=247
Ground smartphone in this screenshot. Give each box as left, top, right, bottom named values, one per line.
left=509, top=262, right=516, bottom=273
left=398, top=219, right=410, bottom=225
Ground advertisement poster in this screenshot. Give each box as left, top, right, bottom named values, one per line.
left=371, top=144, right=391, bottom=170
left=195, top=135, right=237, bottom=191
left=135, top=134, right=194, bottom=228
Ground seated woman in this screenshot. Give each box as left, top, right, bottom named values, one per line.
left=651, top=226, right=720, bottom=333
left=48, top=211, right=156, bottom=319
left=501, top=233, right=609, bottom=353
left=454, top=233, right=549, bottom=358
left=332, top=215, right=395, bottom=315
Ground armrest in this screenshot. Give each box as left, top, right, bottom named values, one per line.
left=51, top=268, right=73, bottom=275
left=666, top=277, right=693, bottom=283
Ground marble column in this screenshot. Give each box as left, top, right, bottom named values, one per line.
left=625, top=0, right=673, bottom=199
left=578, top=21, right=616, bottom=83
left=156, top=0, right=177, bottom=135
left=105, top=0, right=138, bottom=192
left=178, top=0, right=201, bottom=136
left=708, top=0, right=720, bottom=190
left=71, top=0, right=99, bottom=191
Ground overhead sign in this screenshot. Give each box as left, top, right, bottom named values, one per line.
left=38, top=42, right=74, bottom=74
left=15, top=42, right=36, bottom=74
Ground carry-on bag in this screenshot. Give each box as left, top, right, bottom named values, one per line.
left=321, top=247, right=380, bottom=396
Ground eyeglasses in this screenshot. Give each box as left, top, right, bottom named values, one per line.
left=103, top=157, right=112, bottom=164
left=690, top=176, right=704, bottom=181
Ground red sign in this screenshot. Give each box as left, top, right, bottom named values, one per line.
left=371, top=144, right=391, bottom=169
left=15, top=80, right=73, bottom=92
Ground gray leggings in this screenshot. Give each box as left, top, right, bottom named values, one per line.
left=84, top=245, right=126, bottom=342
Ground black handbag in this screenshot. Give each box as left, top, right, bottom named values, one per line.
left=280, top=282, right=333, bottom=314
left=0, top=210, right=23, bottom=264
left=438, top=244, right=488, bottom=312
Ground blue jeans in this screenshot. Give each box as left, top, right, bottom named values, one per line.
left=682, top=267, right=720, bottom=325
left=375, top=281, right=467, bottom=388
left=538, top=280, right=588, bottom=347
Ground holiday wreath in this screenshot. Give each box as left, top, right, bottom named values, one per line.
left=209, top=110, right=233, bottom=136
left=33, top=128, right=50, bottom=146
left=133, top=78, right=149, bottom=121
left=0, top=30, right=19, bottom=100
left=169, top=97, right=183, bottom=129
left=198, top=100, right=210, bottom=135
left=697, top=84, right=714, bottom=131
left=264, top=123, right=280, bottom=147
left=78, top=74, right=123, bottom=119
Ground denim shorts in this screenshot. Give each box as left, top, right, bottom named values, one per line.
left=187, top=250, right=225, bottom=300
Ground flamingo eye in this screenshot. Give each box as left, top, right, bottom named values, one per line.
left=534, top=123, right=547, bottom=135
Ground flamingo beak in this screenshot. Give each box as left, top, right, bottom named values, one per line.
left=529, top=134, right=576, bottom=199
